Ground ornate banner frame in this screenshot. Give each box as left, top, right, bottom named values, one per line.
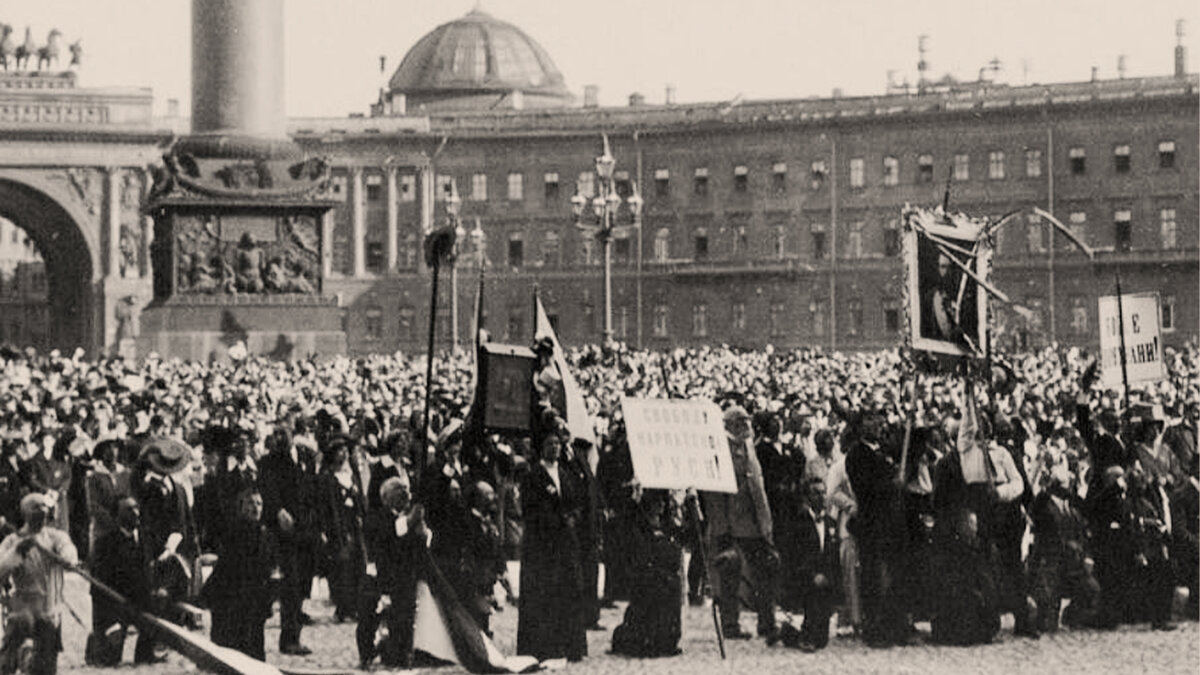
left=902, top=206, right=992, bottom=358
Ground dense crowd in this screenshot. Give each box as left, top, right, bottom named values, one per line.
left=0, top=337, right=1195, bottom=671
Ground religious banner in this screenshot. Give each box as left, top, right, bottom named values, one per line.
left=1098, top=292, right=1165, bottom=388
left=621, top=398, right=737, bottom=493
left=902, top=206, right=992, bottom=360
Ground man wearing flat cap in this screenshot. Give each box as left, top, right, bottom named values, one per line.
left=702, top=404, right=780, bottom=643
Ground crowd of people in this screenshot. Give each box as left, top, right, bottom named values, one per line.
left=0, top=336, right=1195, bottom=672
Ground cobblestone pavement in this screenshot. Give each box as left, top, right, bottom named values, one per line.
left=51, top=575, right=1199, bottom=675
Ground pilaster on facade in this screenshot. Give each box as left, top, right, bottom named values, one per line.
left=321, top=210, right=335, bottom=280
left=386, top=166, right=399, bottom=273
left=139, top=168, right=153, bottom=279
left=349, top=167, right=366, bottom=278
left=104, top=167, right=122, bottom=280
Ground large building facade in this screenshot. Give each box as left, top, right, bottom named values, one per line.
left=308, top=10, right=1198, bottom=355
left=0, top=9, right=1196, bottom=357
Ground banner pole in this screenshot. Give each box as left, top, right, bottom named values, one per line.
left=1114, top=265, right=1130, bottom=411
left=419, top=258, right=442, bottom=493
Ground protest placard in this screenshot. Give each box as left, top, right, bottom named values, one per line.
left=621, top=398, right=737, bottom=493
left=1098, top=292, right=1165, bottom=388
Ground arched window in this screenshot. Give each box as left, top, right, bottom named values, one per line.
left=654, top=228, right=670, bottom=262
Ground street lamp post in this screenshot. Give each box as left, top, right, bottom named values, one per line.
left=445, top=189, right=464, bottom=349
left=572, top=135, right=643, bottom=347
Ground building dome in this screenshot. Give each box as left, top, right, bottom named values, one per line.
left=387, top=9, right=573, bottom=112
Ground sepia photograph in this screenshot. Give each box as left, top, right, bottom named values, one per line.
left=0, top=1, right=1196, bottom=674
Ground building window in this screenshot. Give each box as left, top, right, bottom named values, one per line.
left=506, top=313, right=524, bottom=342
left=1026, top=214, right=1046, bottom=253
left=1069, top=147, right=1086, bottom=175
left=731, top=225, right=747, bottom=255
left=882, top=156, right=899, bottom=186
left=1114, top=209, right=1132, bottom=251
left=398, top=305, right=415, bottom=341
left=544, top=172, right=560, bottom=202
left=810, top=160, right=827, bottom=190
left=542, top=231, right=560, bottom=266
left=579, top=238, right=597, bottom=266
left=436, top=174, right=456, bottom=200
left=365, top=306, right=383, bottom=340
left=654, top=228, right=670, bottom=262
left=471, top=173, right=488, bottom=201
left=772, top=162, right=787, bottom=193
left=577, top=172, right=596, bottom=198
left=654, top=169, right=670, bottom=197
left=507, top=233, right=524, bottom=267
left=849, top=158, right=865, bottom=188
left=811, top=223, right=827, bottom=260
left=693, top=168, right=709, bottom=197
left=733, top=165, right=749, bottom=193
left=846, top=221, right=864, bottom=259
left=988, top=151, right=1006, bottom=180
left=614, top=236, right=631, bottom=264
left=507, top=173, right=524, bottom=200
left=732, top=302, right=746, bottom=332
left=399, top=232, right=417, bottom=269
left=366, top=173, right=383, bottom=201
left=953, top=153, right=970, bottom=181
left=1158, top=141, right=1176, bottom=169
left=773, top=226, right=787, bottom=259
left=614, top=171, right=632, bottom=199
left=693, top=228, right=709, bottom=261
left=1070, top=296, right=1088, bottom=335
left=398, top=174, right=416, bottom=202
left=847, top=298, right=863, bottom=336
left=917, top=154, right=934, bottom=183
left=883, top=299, right=900, bottom=333
left=1162, top=294, right=1176, bottom=332
left=767, top=303, right=786, bottom=337
left=883, top=219, right=900, bottom=257
left=811, top=300, right=827, bottom=336
left=692, top=304, right=708, bottom=337
left=366, top=241, right=384, bottom=271
left=1113, top=145, right=1132, bottom=173
left=653, top=305, right=669, bottom=337
left=1160, top=208, right=1177, bottom=249
left=1068, top=211, right=1088, bottom=248
left=1025, top=149, right=1042, bottom=178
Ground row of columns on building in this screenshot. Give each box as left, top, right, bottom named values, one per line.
left=334, top=164, right=436, bottom=279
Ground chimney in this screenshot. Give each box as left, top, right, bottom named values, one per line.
left=664, top=84, right=676, bottom=105
left=393, top=93, right=406, bottom=116
left=1091, top=66, right=1099, bottom=82
left=167, top=98, right=179, bottom=117
left=628, top=92, right=645, bottom=107
left=583, top=85, right=599, bottom=108
left=1117, top=54, right=1127, bottom=79
left=917, top=35, right=929, bottom=92
left=831, top=88, right=843, bottom=99
left=1177, top=19, right=1188, bottom=78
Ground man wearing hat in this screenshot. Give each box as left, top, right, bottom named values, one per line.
left=702, top=404, right=780, bottom=643
left=0, top=493, right=79, bottom=675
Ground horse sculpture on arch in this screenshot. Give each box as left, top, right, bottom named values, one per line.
left=68, top=38, right=82, bottom=69
left=36, top=29, right=62, bottom=70
left=0, top=24, right=16, bottom=72
left=13, top=26, right=35, bottom=70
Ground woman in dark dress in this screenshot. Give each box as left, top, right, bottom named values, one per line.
left=517, top=435, right=587, bottom=662
left=611, top=489, right=683, bottom=657
left=317, top=438, right=365, bottom=622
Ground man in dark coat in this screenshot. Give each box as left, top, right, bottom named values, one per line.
left=258, top=427, right=318, bottom=655
left=202, top=488, right=275, bottom=660
left=845, top=407, right=907, bottom=648
left=790, top=477, right=837, bottom=652
left=88, top=497, right=163, bottom=665
left=358, top=477, right=427, bottom=669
